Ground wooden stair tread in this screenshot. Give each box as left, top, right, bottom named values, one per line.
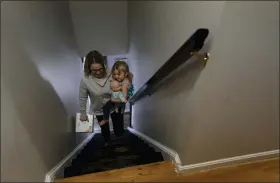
left=57, top=158, right=279, bottom=182
left=56, top=161, right=176, bottom=182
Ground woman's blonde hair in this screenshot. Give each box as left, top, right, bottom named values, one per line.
left=112, top=61, right=133, bottom=83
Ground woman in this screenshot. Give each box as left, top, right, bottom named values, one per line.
left=79, top=50, right=124, bottom=144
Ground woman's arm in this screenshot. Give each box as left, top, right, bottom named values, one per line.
left=121, top=78, right=130, bottom=99
left=79, top=78, right=89, bottom=114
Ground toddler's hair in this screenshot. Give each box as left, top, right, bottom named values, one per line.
left=112, top=61, right=133, bottom=83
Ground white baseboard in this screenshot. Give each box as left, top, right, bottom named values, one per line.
left=127, top=127, right=279, bottom=173
left=44, top=133, right=96, bottom=182
left=127, top=127, right=182, bottom=171
left=179, top=149, right=279, bottom=173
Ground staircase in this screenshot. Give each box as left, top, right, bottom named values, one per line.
left=63, top=130, right=164, bottom=179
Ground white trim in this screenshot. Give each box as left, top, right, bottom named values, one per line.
left=178, top=149, right=279, bottom=172
left=44, top=133, right=96, bottom=182
left=127, top=127, right=182, bottom=170
left=128, top=127, right=279, bottom=173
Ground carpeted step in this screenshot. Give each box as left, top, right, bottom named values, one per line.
left=76, top=143, right=153, bottom=161
left=65, top=152, right=164, bottom=178
left=74, top=151, right=163, bottom=172
left=82, top=140, right=149, bottom=152
left=71, top=146, right=157, bottom=167
left=64, top=130, right=164, bottom=178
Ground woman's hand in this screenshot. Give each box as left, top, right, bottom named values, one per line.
left=80, top=114, right=89, bottom=122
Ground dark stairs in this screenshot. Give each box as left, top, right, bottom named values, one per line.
left=64, top=130, right=164, bottom=178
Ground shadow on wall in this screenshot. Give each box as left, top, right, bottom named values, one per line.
left=152, top=37, right=212, bottom=98
left=1, top=39, right=75, bottom=170
left=134, top=39, right=212, bottom=153
left=157, top=57, right=207, bottom=98
left=162, top=40, right=212, bottom=153
left=153, top=59, right=207, bottom=148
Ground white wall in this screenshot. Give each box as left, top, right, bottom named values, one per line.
left=70, top=1, right=128, bottom=57
left=128, top=1, right=279, bottom=165
left=107, top=54, right=130, bottom=70
left=1, top=1, right=85, bottom=181
left=128, top=1, right=225, bottom=91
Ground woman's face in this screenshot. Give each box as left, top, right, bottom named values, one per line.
left=90, top=63, right=105, bottom=78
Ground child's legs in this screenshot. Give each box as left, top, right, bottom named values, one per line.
left=111, top=111, right=124, bottom=137
left=115, top=103, right=126, bottom=114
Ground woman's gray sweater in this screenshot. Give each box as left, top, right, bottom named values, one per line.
left=79, top=71, right=112, bottom=115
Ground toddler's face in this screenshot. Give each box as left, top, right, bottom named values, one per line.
left=112, top=69, right=126, bottom=82
left=110, top=80, right=121, bottom=91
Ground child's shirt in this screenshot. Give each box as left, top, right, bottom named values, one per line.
left=120, top=81, right=134, bottom=98
left=112, top=91, right=126, bottom=102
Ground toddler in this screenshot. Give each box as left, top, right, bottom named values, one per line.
left=101, top=61, right=134, bottom=124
